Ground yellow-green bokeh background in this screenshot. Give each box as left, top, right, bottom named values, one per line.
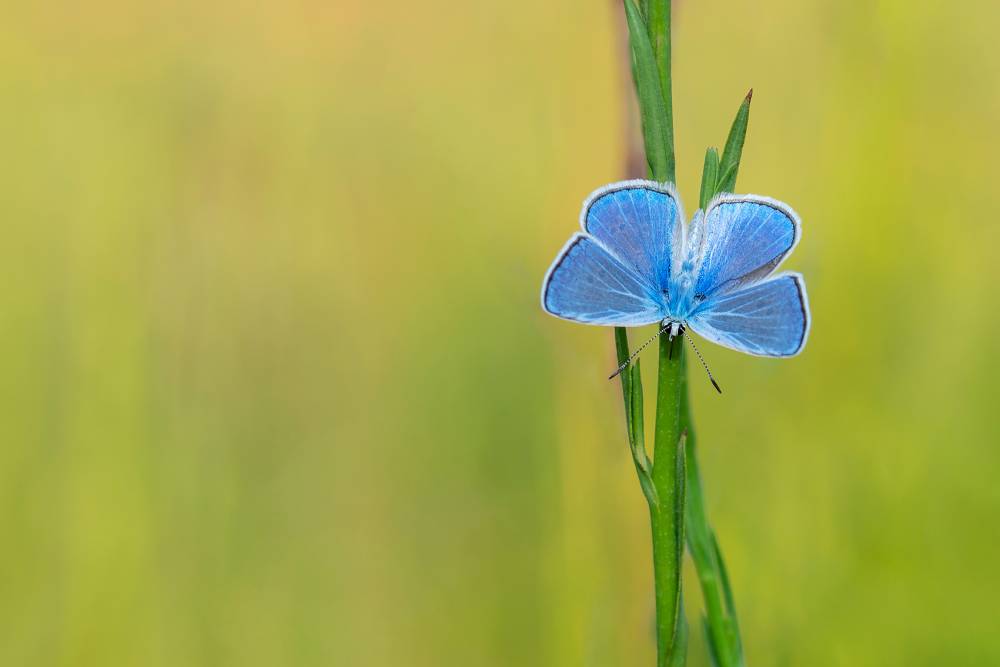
left=3, top=1, right=999, bottom=665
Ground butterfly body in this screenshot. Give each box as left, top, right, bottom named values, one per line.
left=541, top=180, right=810, bottom=359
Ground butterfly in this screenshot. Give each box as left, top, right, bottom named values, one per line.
left=540, top=180, right=810, bottom=389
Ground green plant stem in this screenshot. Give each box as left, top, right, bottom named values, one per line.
left=619, top=1, right=686, bottom=664
left=650, top=338, right=686, bottom=667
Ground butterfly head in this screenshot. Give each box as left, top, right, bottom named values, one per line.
left=661, top=320, right=683, bottom=341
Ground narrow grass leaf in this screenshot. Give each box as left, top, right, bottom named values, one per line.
left=630, top=363, right=647, bottom=468
left=630, top=365, right=659, bottom=506
left=668, top=613, right=689, bottom=667
left=616, top=328, right=657, bottom=506
left=669, top=431, right=688, bottom=651
left=615, top=327, right=633, bottom=436
left=644, top=0, right=676, bottom=182
left=703, top=617, right=722, bottom=667
left=683, top=431, right=713, bottom=563
left=637, top=468, right=659, bottom=508
left=623, top=0, right=671, bottom=181
left=712, top=532, right=743, bottom=644
left=699, top=148, right=720, bottom=210
left=717, top=89, right=752, bottom=193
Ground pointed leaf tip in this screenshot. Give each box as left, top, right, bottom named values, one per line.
left=717, top=91, right=752, bottom=194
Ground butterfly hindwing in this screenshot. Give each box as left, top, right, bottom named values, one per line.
left=541, top=234, right=664, bottom=326
left=686, top=272, right=809, bottom=357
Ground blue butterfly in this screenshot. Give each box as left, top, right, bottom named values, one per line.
left=541, top=180, right=810, bottom=387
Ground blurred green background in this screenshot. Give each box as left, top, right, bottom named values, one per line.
left=3, top=1, right=999, bottom=665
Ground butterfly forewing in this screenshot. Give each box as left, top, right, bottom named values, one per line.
left=582, top=181, right=683, bottom=296
left=689, top=196, right=799, bottom=299
left=541, top=180, right=685, bottom=326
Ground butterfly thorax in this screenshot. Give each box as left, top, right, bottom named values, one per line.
left=663, top=267, right=699, bottom=322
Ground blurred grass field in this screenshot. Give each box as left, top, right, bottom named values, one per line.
left=2, top=1, right=1000, bottom=665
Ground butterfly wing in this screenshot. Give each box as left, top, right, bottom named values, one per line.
left=688, top=195, right=799, bottom=298
left=687, top=272, right=810, bottom=357
left=581, top=180, right=684, bottom=292
left=541, top=234, right=664, bottom=326
left=541, top=180, right=684, bottom=326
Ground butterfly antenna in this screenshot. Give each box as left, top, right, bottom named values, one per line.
left=682, top=329, right=723, bottom=394
left=608, top=323, right=671, bottom=380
